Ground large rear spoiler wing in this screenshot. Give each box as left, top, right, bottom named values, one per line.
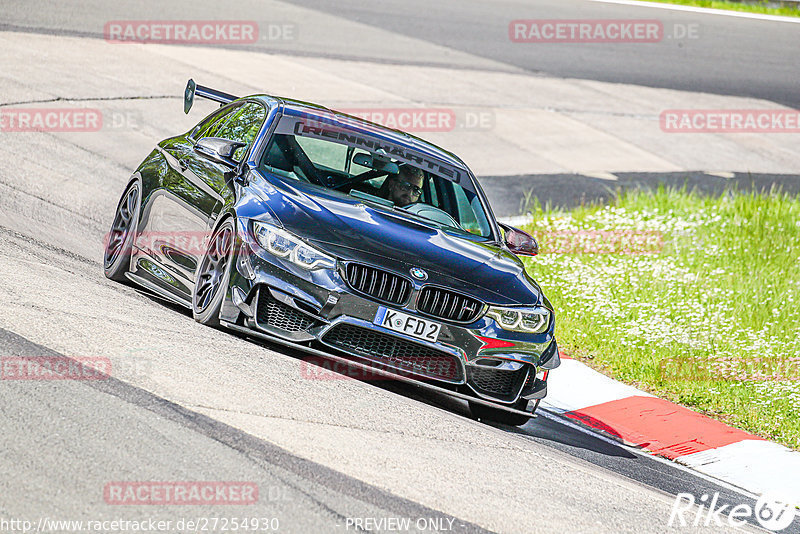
left=183, top=79, right=239, bottom=114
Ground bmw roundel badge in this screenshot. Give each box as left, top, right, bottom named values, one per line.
left=410, top=267, right=428, bottom=280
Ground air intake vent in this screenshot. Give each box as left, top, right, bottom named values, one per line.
left=322, top=324, right=463, bottom=383
left=468, top=365, right=529, bottom=402
left=344, top=263, right=411, bottom=306
left=256, top=290, right=319, bottom=332
left=417, top=287, right=483, bottom=323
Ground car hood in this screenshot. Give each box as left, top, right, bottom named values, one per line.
left=249, top=173, right=542, bottom=306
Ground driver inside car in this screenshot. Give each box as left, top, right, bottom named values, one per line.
left=379, top=165, right=424, bottom=207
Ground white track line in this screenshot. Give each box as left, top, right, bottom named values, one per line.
left=586, top=0, right=800, bottom=24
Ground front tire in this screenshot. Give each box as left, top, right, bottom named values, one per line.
left=470, top=398, right=535, bottom=427
left=192, top=218, right=235, bottom=327
left=104, top=181, right=140, bottom=282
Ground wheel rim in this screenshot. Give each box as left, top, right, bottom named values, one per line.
left=194, top=224, right=233, bottom=313
left=104, top=185, right=138, bottom=268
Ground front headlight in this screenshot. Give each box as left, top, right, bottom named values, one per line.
left=486, top=306, right=550, bottom=333
left=252, top=221, right=336, bottom=270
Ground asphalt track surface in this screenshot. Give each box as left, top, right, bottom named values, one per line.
left=1, top=0, right=798, bottom=106
left=0, top=238, right=771, bottom=533
left=286, top=0, right=800, bottom=108
left=1, top=1, right=798, bottom=533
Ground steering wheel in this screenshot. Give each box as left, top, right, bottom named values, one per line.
left=401, top=203, right=462, bottom=229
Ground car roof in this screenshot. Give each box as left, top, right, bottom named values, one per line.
left=246, top=94, right=468, bottom=171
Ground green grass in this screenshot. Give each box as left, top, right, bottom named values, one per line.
left=521, top=186, right=800, bottom=449
left=636, top=0, right=800, bottom=17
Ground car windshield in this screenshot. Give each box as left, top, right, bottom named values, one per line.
left=259, top=114, right=493, bottom=239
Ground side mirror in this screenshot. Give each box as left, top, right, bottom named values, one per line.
left=194, top=137, right=246, bottom=168
left=184, top=79, right=196, bottom=114
left=499, top=223, right=538, bottom=256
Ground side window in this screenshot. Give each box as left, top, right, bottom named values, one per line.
left=365, top=172, right=433, bottom=204
left=426, top=175, right=438, bottom=206
left=190, top=103, right=242, bottom=141
left=295, top=136, right=348, bottom=172
left=349, top=149, right=372, bottom=174
left=261, top=136, right=304, bottom=182
left=453, top=185, right=486, bottom=235
left=365, top=174, right=390, bottom=192
left=214, top=102, right=267, bottom=161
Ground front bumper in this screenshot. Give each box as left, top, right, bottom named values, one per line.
left=220, top=219, right=559, bottom=406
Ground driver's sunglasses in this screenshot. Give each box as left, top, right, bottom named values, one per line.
left=396, top=180, right=423, bottom=196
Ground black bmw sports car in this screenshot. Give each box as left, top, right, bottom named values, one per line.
left=104, top=80, right=560, bottom=425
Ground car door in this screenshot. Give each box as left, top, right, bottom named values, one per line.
left=138, top=101, right=269, bottom=299
left=172, top=101, right=268, bottom=293
left=134, top=103, right=241, bottom=300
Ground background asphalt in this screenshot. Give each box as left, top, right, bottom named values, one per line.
left=3, top=0, right=796, bottom=213
left=3, top=0, right=798, bottom=106
left=286, top=0, right=800, bottom=108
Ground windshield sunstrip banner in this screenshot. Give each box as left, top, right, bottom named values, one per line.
left=275, top=116, right=468, bottom=187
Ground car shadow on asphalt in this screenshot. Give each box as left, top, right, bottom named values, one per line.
left=381, top=380, right=637, bottom=459
left=129, top=283, right=637, bottom=460
left=284, top=351, right=639, bottom=460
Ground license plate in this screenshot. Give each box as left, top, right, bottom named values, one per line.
left=374, top=306, right=441, bottom=343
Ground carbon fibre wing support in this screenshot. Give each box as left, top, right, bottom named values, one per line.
left=184, top=79, right=239, bottom=114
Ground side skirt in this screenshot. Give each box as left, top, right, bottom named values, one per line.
left=125, top=272, right=192, bottom=309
